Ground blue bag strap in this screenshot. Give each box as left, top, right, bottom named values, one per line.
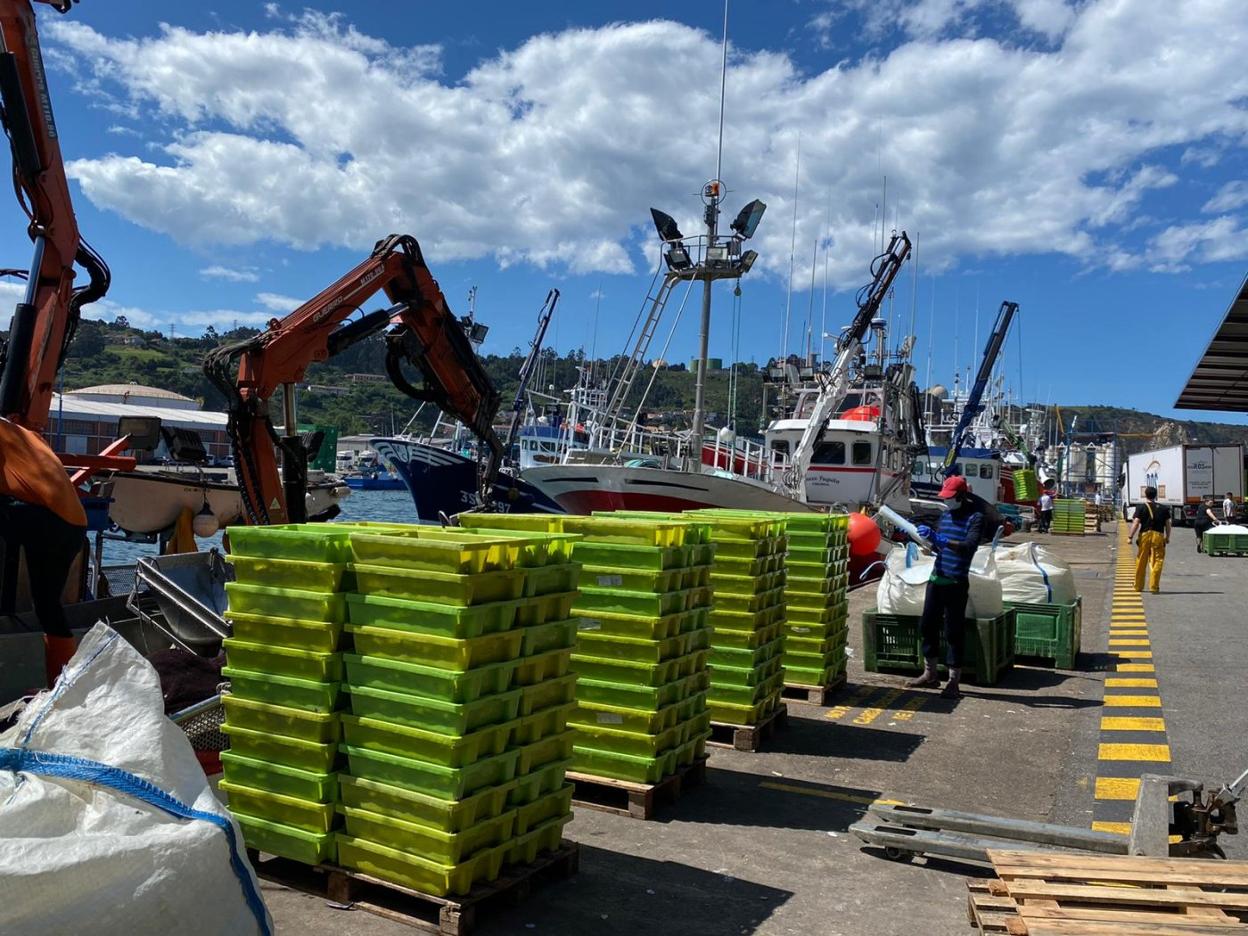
left=0, top=747, right=271, bottom=936
left=1028, top=542, right=1053, bottom=602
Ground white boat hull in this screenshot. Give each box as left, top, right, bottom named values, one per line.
left=107, top=470, right=351, bottom=535
left=521, top=464, right=819, bottom=515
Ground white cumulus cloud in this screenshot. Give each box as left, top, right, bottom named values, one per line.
left=44, top=1, right=1248, bottom=291
left=200, top=264, right=260, bottom=283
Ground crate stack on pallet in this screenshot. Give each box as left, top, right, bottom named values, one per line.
left=562, top=516, right=712, bottom=789
left=219, top=525, right=354, bottom=868
left=688, top=512, right=788, bottom=737
left=336, top=523, right=580, bottom=895
left=778, top=512, right=851, bottom=694
left=1012, top=469, right=1039, bottom=502
left=1051, top=498, right=1086, bottom=535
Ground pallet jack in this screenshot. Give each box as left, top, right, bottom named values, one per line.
left=850, top=767, right=1246, bottom=863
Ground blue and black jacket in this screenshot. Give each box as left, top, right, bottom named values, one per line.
left=932, top=504, right=984, bottom=581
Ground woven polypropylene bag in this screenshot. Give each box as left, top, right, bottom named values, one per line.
left=0, top=623, right=271, bottom=936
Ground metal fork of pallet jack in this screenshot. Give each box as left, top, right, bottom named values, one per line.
left=850, top=766, right=1245, bottom=863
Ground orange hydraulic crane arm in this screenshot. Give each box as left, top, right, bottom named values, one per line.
left=0, top=0, right=110, bottom=432
left=204, top=234, right=503, bottom=526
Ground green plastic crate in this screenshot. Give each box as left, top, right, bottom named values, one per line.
left=512, top=647, right=573, bottom=686
left=349, top=530, right=538, bottom=574
left=222, top=666, right=340, bottom=713
left=342, top=653, right=519, bottom=702
left=782, top=658, right=846, bottom=688
left=338, top=774, right=514, bottom=833
left=514, top=784, right=574, bottom=835
left=706, top=690, right=781, bottom=726
left=707, top=653, right=783, bottom=687
left=345, top=592, right=518, bottom=638
left=571, top=720, right=684, bottom=758
left=223, top=638, right=342, bottom=682
left=707, top=669, right=784, bottom=706
left=340, top=744, right=520, bottom=801
left=522, top=563, right=582, bottom=597
left=581, top=565, right=686, bottom=593
left=340, top=714, right=512, bottom=767
left=226, top=524, right=352, bottom=563
left=575, top=630, right=692, bottom=664
left=1006, top=596, right=1082, bottom=669
left=511, top=702, right=574, bottom=745
left=712, top=586, right=786, bottom=614
left=861, top=609, right=1015, bottom=685
left=570, top=744, right=678, bottom=784
left=221, top=779, right=337, bottom=834
left=227, top=555, right=348, bottom=593
left=520, top=618, right=579, bottom=656
left=507, top=813, right=571, bottom=865
left=234, top=812, right=336, bottom=866
left=345, top=623, right=523, bottom=671
left=335, top=834, right=508, bottom=897
left=226, top=610, right=343, bottom=653
left=351, top=565, right=526, bottom=606
left=455, top=513, right=566, bottom=534
left=514, top=591, right=577, bottom=627
left=708, top=636, right=784, bottom=668
left=508, top=758, right=571, bottom=806
left=337, top=804, right=515, bottom=865
left=570, top=541, right=690, bottom=571
left=562, top=516, right=689, bottom=547
left=708, top=621, right=782, bottom=649
left=221, top=693, right=340, bottom=743
left=225, top=582, right=346, bottom=624
left=576, top=608, right=684, bottom=640
left=345, top=685, right=521, bottom=736
left=220, top=751, right=337, bottom=803
left=515, top=731, right=575, bottom=775
left=573, top=586, right=691, bottom=617
left=518, top=673, right=579, bottom=715
left=573, top=670, right=706, bottom=711
left=569, top=697, right=683, bottom=734
left=221, top=722, right=338, bottom=773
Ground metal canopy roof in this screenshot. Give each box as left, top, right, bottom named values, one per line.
left=1175, top=273, right=1248, bottom=412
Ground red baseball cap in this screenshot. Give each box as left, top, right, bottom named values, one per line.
left=938, top=475, right=969, bottom=499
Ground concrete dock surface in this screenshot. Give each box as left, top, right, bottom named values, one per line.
left=260, top=522, right=1245, bottom=935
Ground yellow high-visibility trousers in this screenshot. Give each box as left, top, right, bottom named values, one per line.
left=1135, top=530, right=1166, bottom=593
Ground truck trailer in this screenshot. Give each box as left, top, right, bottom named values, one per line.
left=1120, top=443, right=1244, bottom=525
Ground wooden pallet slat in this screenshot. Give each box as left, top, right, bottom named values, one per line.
left=707, top=704, right=788, bottom=752
left=567, top=755, right=707, bottom=820
left=968, top=850, right=1248, bottom=936
left=249, top=841, right=579, bottom=935
left=781, top=674, right=847, bottom=706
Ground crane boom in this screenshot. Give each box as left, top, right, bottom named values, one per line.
left=785, top=232, right=911, bottom=495
left=503, top=289, right=559, bottom=455
left=942, top=300, right=1018, bottom=473
left=0, top=0, right=109, bottom=432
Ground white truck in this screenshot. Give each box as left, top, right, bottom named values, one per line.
left=1120, top=443, right=1244, bottom=525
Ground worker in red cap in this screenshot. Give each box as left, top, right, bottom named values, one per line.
left=911, top=473, right=985, bottom=698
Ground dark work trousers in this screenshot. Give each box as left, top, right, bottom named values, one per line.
left=919, top=578, right=970, bottom=668
left=1039, top=509, right=1053, bottom=532
left=0, top=499, right=86, bottom=637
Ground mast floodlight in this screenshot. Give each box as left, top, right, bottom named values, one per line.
left=650, top=208, right=684, bottom=243
left=730, top=199, right=767, bottom=239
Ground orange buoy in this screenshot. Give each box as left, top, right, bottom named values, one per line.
left=848, top=511, right=882, bottom=557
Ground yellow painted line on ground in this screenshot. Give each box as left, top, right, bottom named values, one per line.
left=1092, top=820, right=1132, bottom=835
left=1098, top=743, right=1171, bottom=761
left=759, top=781, right=901, bottom=807
left=890, top=693, right=928, bottom=722
left=1114, top=650, right=1153, bottom=660
left=1103, top=694, right=1162, bottom=708
left=1109, top=629, right=1149, bottom=636
left=1106, top=677, right=1157, bottom=688
left=1108, top=639, right=1151, bottom=647
left=853, top=688, right=905, bottom=725
left=1100, top=716, right=1166, bottom=731
left=823, top=684, right=878, bottom=721
left=1095, top=777, right=1140, bottom=801
left=1115, top=663, right=1156, bottom=673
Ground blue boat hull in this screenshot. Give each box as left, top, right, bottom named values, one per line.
left=372, top=437, right=564, bottom=522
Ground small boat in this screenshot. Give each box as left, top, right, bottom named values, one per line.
left=343, top=466, right=406, bottom=491
left=107, top=465, right=350, bottom=535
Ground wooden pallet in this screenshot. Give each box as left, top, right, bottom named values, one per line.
left=781, top=674, right=847, bottom=706
left=707, top=704, right=788, bottom=752
left=966, top=849, right=1248, bottom=935
left=248, top=841, right=579, bottom=935
left=567, top=755, right=708, bottom=819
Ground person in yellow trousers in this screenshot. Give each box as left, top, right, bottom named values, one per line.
left=1128, top=485, right=1171, bottom=594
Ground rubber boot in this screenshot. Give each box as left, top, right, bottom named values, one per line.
left=905, top=659, right=941, bottom=689
left=940, top=667, right=963, bottom=699
left=44, top=635, right=77, bottom=688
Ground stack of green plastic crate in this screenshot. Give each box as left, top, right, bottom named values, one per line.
left=1013, top=469, right=1039, bottom=502
left=220, top=524, right=354, bottom=869
left=677, top=510, right=788, bottom=727
left=1052, top=498, right=1086, bottom=534
left=778, top=512, right=851, bottom=688
left=331, top=522, right=580, bottom=897
left=561, top=515, right=713, bottom=785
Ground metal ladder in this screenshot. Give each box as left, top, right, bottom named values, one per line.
left=600, top=271, right=680, bottom=433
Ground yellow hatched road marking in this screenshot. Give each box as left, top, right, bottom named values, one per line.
left=1103, top=695, right=1162, bottom=707
left=1100, top=716, right=1166, bottom=731
left=1109, top=629, right=1149, bottom=636
left=890, top=694, right=928, bottom=722
left=1092, top=820, right=1132, bottom=835
left=1095, top=777, right=1140, bottom=800
left=1109, top=639, right=1151, bottom=647
left=824, top=685, right=877, bottom=721
left=854, top=688, right=905, bottom=725
left=1098, top=743, right=1171, bottom=761
left=1116, top=663, right=1155, bottom=672
left=1115, top=650, right=1153, bottom=659
left=1106, top=677, right=1157, bottom=688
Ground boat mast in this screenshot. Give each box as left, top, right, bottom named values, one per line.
left=690, top=0, right=731, bottom=453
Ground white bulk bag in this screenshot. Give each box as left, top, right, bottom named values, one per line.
left=995, top=541, right=1077, bottom=605
left=0, top=624, right=271, bottom=936
left=876, top=542, right=1004, bottom=618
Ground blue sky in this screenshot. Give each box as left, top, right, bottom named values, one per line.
left=3, top=0, right=1246, bottom=422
